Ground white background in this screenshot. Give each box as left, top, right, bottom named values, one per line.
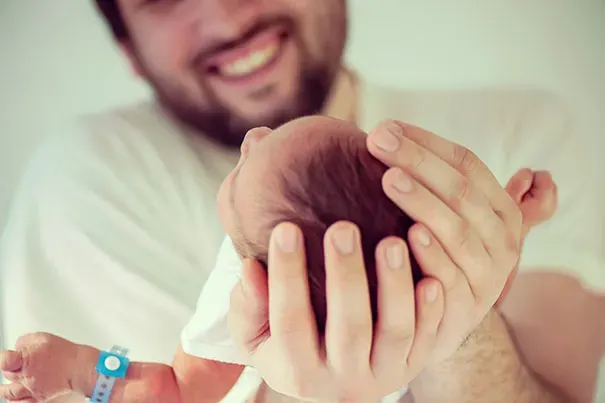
left=1, top=0, right=604, bottom=228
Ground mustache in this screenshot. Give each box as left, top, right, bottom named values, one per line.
left=193, top=16, right=294, bottom=67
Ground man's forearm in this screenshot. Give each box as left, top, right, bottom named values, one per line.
left=408, top=310, right=575, bottom=403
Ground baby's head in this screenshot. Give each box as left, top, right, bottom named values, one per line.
left=217, top=116, right=421, bottom=333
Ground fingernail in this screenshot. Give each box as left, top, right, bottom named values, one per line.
left=386, top=243, right=404, bottom=269
left=332, top=226, right=356, bottom=255
left=275, top=224, right=298, bottom=253
left=425, top=283, right=438, bottom=303
left=393, top=169, right=413, bottom=193
left=372, top=121, right=401, bottom=152
left=417, top=228, right=431, bottom=246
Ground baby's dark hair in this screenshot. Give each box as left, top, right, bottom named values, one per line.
left=246, top=133, right=422, bottom=334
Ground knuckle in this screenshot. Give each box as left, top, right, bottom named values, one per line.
left=453, top=146, right=480, bottom=173
left=409, top=145, right=428, bottom=169
left=276, top=265, right=301, bottom=284
left=449, top=177, right=472, bottom=210
left=335, top=264, right=367, bottom=291
left=14, top=334, right=32, bottom=349
left=16, top=332, right=48, bottom=350
left=274, top=313, right=306, bottom=338
left=339, top=323, right=371, bottom=348
left=439, top=265, right=459, bottom=291
left=456, top=220, right=473, bottom=251
left=379, top=326, right=414, bottom=352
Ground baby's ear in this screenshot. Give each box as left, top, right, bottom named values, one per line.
left=505, top=168, right=534, bottom=204
left=240, top=259, right=269, bottom=303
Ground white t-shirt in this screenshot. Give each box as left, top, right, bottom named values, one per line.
left=1, top=80, right=602, bottom=402
left=0, top=102, right=255, bottom=401
left=181, top=82, right=604, bottom=400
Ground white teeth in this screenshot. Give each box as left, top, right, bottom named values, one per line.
left=219, top=43, right=279, bottom=77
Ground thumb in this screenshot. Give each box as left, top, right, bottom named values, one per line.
left=228, top=259, right=270, bottom=354
left=518, top=170, right=557, bottom=228
left=505, top=168, right=534, bottom=204
left=0, top=350, right=23, bottom=372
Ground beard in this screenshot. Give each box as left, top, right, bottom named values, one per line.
left=141, top=58, right=336, bottom=150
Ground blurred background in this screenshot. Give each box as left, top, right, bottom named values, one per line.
left=1, top=0, right=604, bottom=229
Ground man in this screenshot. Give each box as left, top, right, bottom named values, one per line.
left=0, top=0, right=602, bottom=402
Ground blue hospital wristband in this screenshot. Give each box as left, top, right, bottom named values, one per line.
left=89, top=346, right=130, bottom=403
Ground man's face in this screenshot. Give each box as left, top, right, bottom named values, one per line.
left=117, top=0, right=347, bottom=148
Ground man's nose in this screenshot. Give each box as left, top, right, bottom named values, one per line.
left=189, top=0, right=264, bottom=43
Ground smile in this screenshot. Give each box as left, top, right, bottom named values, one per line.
left=206, top=26, right=288, bottom=81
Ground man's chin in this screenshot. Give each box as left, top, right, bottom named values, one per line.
left=228, top=98, right=306, bottom=130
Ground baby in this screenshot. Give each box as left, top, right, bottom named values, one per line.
left=0, top=116, right=556, bottom=403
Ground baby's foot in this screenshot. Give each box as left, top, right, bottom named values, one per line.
left=505, top=168, right=558, bottom=234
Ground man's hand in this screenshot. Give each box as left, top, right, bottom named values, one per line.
left=366, top=120, right=523, bottom=364
left=229, top=222, right=445, bottom=402
left=0, top=332, right=79, bottom=402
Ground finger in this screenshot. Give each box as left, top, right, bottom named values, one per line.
left=324, top=221, right=373, bottom=375
left=505, top=168, right=534, bottom=204
left=2, top=370, right=22, bottom=383
left=0, top=383, right=30, bottom=401
left=367, top=120, right=522, bottom=235
left=383, top=169, right=490, bottom=296
left=371, top=237, right=415, bottom=374
left=519, top=171, right=557, bottom=230
left=407, top=224, right=468, bottom=293
left=368, top=122, right=511, bottom=258
left=0, top=350, right=22, bottom=372
left=405, top=278, right=443, bottom=370
left=527, top=170, right=557, bottom=204
left=535, top=170, right=557, bottom=205
left=267, top=223, right=319, bottom=359
left=228, top=258, right=270, bottom=354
